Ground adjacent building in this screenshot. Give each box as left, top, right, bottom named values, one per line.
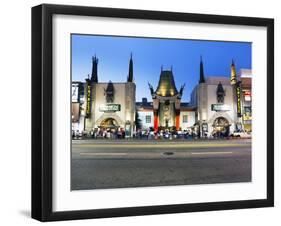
left=190, top=58, right=252, bottom=137
left=72, top=54, right=135, bottom=137
left=239, top=69, right=252, bottom=132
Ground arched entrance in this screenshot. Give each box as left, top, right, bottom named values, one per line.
left=100, top=118, right=119, bottom=130
left=212, top=117, right=230, bottom=137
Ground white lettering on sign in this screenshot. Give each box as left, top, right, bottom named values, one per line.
left=211, top=104, right=230, bottom=111
left=99, top=104, right=121, bottom=112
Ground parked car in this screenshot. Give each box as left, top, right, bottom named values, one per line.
left=231, top=130, right=251, bottom=138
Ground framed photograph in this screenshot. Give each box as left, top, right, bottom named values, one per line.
left=32, top=4, right=274, bottom=221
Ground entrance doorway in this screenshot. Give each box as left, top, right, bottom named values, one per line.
left=212, top=117, right=230, bottom=137
left=100, top=118, right=119, bottom=131
left=98, top=118, right=121, bottom=138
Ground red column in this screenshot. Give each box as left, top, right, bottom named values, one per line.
left=154, top=111, right=158, bottom=132
left=175, top=114, right=180, bottom=131
left=175, top=109, right=180, bottom=131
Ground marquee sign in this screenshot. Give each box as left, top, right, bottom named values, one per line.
left=211, top=104, right=230, bottom=111
left=99, top=104, right=121, bottom=112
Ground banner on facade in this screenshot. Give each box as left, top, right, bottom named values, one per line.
left=85, top=82, right=91, bottom=118
left=236, top=82, right=242, bottom=117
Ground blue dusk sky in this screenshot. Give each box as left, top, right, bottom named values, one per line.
left=71, top=34, right=251, bottom=102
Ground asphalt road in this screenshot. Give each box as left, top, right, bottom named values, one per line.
left=71, top=139, right=251, bottom=190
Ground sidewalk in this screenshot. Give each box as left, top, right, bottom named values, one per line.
left=72, top=137, right=252, bottom=144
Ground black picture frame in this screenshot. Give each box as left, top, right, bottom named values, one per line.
left=32, top=4, right=274, bottom=222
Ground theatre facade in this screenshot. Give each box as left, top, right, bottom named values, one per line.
left=192, top=59, right=252, bottom=137
left=72, top=54, right=252, bottom=138
left=136, top=68, right=196, bottom=132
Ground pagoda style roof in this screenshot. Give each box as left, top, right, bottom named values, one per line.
left=155, top=70, right=178, bottom=97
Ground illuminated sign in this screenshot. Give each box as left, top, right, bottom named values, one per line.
left=243, top=114, right=252, bottom=121
left=243, top=106, right=252, bottom=120
left=99, top=104, right=121, bottom=112
left=85, top=83, right=91, bottom=118
left=236, top=82, right=242, bottom=117
left=243, top=90, right=251, bottom=102
left=72, top=83, right=79, bottom=102
left=211, top=104, right=230, bottom=111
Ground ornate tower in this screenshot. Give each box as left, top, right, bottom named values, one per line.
left=196, top=56, right=208, bottom=137
left=230, top=59, right=237, bottom=85
left=91, top=55, right=98, bottom=83
left=127, top=53, right=133, bottom=82
left=199, top=55, right=205, bottom=84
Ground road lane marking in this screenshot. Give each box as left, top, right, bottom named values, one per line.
left=191, top=151, right=233, bottom=155
left=79, top=151, right=234, bottom=157
left=80, top=152, right=127, bottom=156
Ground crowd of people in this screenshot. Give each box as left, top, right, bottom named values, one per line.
left=72, top=128, right=207, bottom=140
left=72, top=126, right=251, bottom=140
left=134, top=129, right=196, bottom=140
left=72, top=128, right=126, bottom=139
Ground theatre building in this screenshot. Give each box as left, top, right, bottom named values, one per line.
left=71, top=55, right=136, bottom=137
left=136, top=68, right=196, bottom=132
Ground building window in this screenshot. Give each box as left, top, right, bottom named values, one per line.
left=182, top=115, right=188, bottom=123
left=145, top=115, right=151, bottom=123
